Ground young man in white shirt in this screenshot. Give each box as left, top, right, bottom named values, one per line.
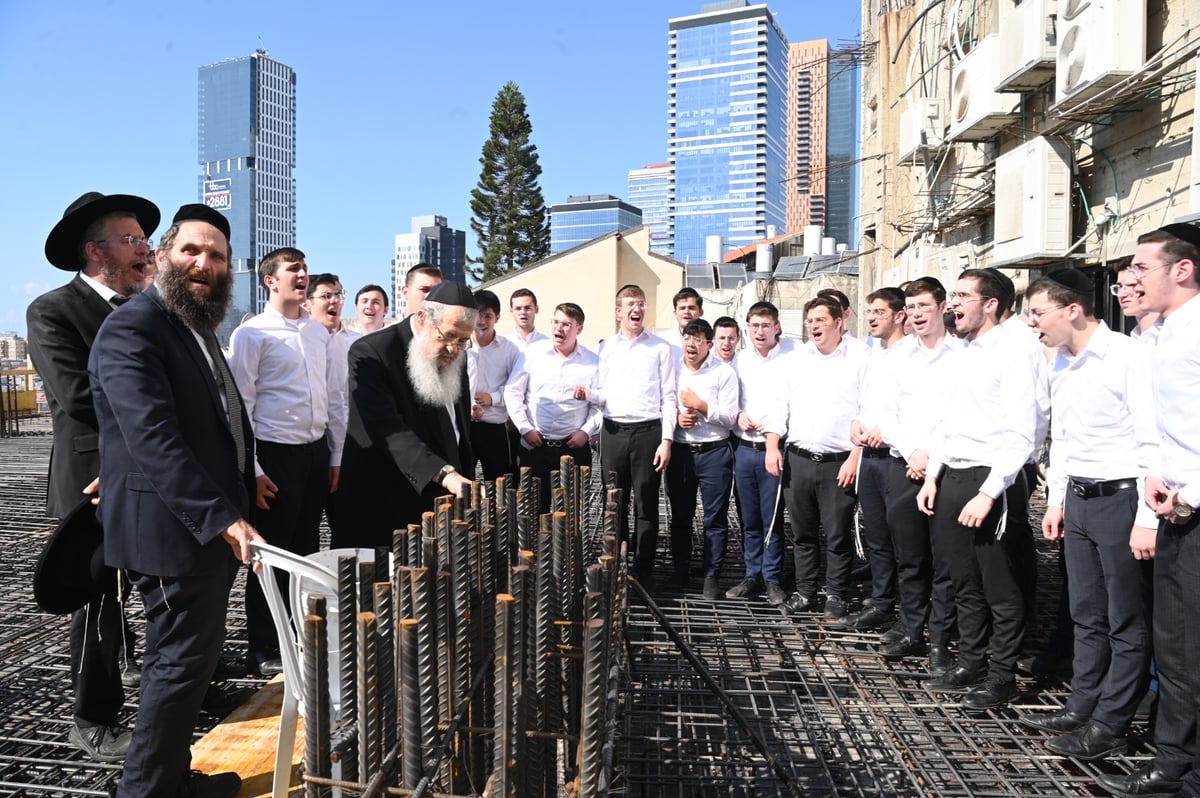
left=505, top=302, right=599, bottom=512
left=228, top=247, right=347, bottom=676
left=577, top=284, right=676, bottom=588
left=660, top=287, right=704, bottom=351
left=467, top=289, right=521, bottom=480
left=917, top=268, right=1047, bottom=710
left=1097, top=224, right=1200, bottom=798
left=766, top=295, right=868, bottom=619
left=1018, top=268, right=1156, bottom=762
left=1113, top=258, right=1160, bottom=345
left=712, top=316, right=741, bottom=364
left=665, top=319, right=738, bottom=598
left=506, top=288, right=549, bottom=350
left=400, top=264, right=443, bottom=320
left=353, top=283, right=390, bottom=334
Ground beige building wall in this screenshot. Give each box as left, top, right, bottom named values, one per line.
left=481, top=226, right=684, bottom=352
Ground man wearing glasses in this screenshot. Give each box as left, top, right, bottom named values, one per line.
left=1112, top=259, right=1160, bottom=345
left=917, top=268, right=1048, bottom=710
left=334, top=282, right=477, bottom=549
left=28, top=192, right=159, bottom=762
left=1096, top=224, right=1200, bottom=798
left=227, top=249, right=347, bottom=676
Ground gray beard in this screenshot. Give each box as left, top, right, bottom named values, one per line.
left=406, top=341, right=465, bottom=406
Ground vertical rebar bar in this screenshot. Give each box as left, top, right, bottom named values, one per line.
left=372, top=582, right=396, bottom=756
left=397, top=617, right=420, bottom=790
left=576, top=617, right=606, bottom=798
left=492, top=593, right=515, bottom=798
left=356, top=611, right=380, bottom=779
left=533, top=520, right=557, bottom=798
left=303, top=596, right=330, bottom=798
left=336, top=555, right=358, bottom=785
left=508, top=563, right=530, bottom=798
left=410, top=565, right=439, bottom=782
left=448, top=518, right=471, bottom=794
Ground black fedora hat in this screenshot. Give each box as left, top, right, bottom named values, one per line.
left=33, top=497, right=116, bottom=614
left=44, top=192, right=161, bottom=271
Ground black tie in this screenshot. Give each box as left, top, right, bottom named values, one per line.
left=200, top=330, right=247, bottom=476
left=110, top=295, right=129, bottom=308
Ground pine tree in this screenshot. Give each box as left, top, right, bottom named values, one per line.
left=468, top=82, right=550, bottom=281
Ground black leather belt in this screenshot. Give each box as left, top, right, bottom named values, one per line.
left=736, top=437, right=768, bottom=451
left=676, top=439, right=725, bottom=454
left=788, top=445, right=851, bottom=463
left=861, top=447, right=891, bottom=459
left=1069, top=478, right=1138, bottom=499
left=603, top=418, right=659, bottom=433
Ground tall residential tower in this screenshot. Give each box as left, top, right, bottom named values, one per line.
left=627, top=163, right=673, bottom=258
left=392, top=215, right=467, bottom=317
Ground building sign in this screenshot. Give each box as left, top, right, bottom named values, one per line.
left=203, top=179, right=232, bottom=211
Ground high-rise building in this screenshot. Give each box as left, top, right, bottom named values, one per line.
left=668, top=1, right=789, bottom=265
left=825, top=48, right=859, bottom=247
left=627, top=164, right=673, bottom=258
left=392, top=215, right=467, bottom=316
left=548, top=195, right=643, bottom=255
left=198, top=49, right=297, bottom=345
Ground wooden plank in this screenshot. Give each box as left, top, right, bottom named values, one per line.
left=189, top=677, right=306, bottom=798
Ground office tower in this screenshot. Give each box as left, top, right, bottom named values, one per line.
left=392, top=215, right=467, bottom=316
left=668, top=1, right=789, bottom=265
left=548, top=195, right=643, bottom=255
left=627, top=163, right=673, bottom=258
left=198, top=49, right=297, bottom=345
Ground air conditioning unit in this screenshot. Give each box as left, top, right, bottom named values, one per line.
left=1055, top=0, right=1146, bottom=106
left=948, top=35, right=1021, bottom=142
left=996, top=0, right=1058, bottom=92
left=993, top=136, right=1072, bottom=266
left=897, top=98, right=946, bottom=164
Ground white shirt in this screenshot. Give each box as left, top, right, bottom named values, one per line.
left=78, top=271, right=124, bottom=305
left=505, top=328, right=549, bottom=351
left=1130, top=322, right=1159, bottom=346
left=1045, top=322, right=1158, bottom=527
left=1152, top=293, right=1200, bottom=506
left=674, top=354, right=738, bottom=444
left=927, top=322, right=1048, bottom=499
left=504, top=339, right=601, bottom=440
left=467, top=333, right=521, bottom=425
left=876, top=333, right=964, bottom=461
left=594, top=330, right=677, bottom=440
left=766, top=336, right=868, bottom=453
left=1004, top=314, right=1052, bottom=454
left=732, top=342, right=789, bottom=444
left=854, top=339, right=902, bottom=433
left=327, top=324, right=360, bottom=450
left=227, top=305, right=348, bottom=475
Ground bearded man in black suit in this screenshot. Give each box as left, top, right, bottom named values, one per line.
left=332, top=281, right=477, bottom=548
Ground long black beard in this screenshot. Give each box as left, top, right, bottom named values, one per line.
left=157, top=259, right=233, bottom=332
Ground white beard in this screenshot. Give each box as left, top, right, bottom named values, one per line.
left=407, top=340, right=465, bottom=406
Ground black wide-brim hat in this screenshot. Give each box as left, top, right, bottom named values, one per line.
left=33, top=497, right=117, bottom=614
left=45, top=192, right=161, bottom=271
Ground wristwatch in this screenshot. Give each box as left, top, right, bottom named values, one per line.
left=1172, top=494, right=1195, bottom=519
left=434, top=465, right=456, bottom=485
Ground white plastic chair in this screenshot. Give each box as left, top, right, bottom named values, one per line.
left=250, top=542, right=378, bottom=798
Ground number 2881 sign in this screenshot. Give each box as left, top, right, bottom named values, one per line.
left=203, top=179, right=232, bottom=211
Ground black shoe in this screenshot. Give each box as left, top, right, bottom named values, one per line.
left=725, top=577, right=763, bottom=599
left=202, top=683, right=252, bottom=717
left=1094, top=763, right=1183, bottom=797
left=250, top=651, right=284, bottom=677
left=823, top=596, right=847, bottom=620
left=120, top=662, right=141, bottom=689
left=879, top=635, right=927, bottom=661
left=962, top=675, right=1019, bottom=710
left=179, top=770, right=242, bottom=798
left=928, top=666, right=984, bottom=692
left=213, top=657, right=249, bottom=678
left=880, top=621, right=906, bottom=645
left=765, top=582, right=787, bottom=606
left=69, top=722, right=131, bottom=763
left=1045, top=722, right=1127, bottom=761
left=839, top=605, right=896, bottom=631
left=782, top=592, right=819, bottom=613
left=929, top=645, right=954, bottom=674
left=703, top=576, right=720, bottom=600
left=1019, top=707, right=1089, bottom=734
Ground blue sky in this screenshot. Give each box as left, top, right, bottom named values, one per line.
left=1, top=1, right=861, bottom=336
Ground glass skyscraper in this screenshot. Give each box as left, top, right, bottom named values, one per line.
left=825, top=49, right=859, bottom=247
left=668, top=1, right=789, bottom=265
left=548, top=195, right=643, bottom=255
left=627, top=163, right=673, bottom=258
left=198, top=49, right=296, bottom=345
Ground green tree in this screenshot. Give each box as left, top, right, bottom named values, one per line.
left=468, top=82, right=550, bottom=281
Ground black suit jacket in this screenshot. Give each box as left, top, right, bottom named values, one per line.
left=88, top=286, right=255, bottom=577
left=26, top=275, right=112, bottom=517
left=334, top=320, right=471, bottom=547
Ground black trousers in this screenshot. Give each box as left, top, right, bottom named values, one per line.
left=1062, top=486, right=1152, bottom=734
left=69, top=588, right=128, bottom=726
left=885, top=458, right=956, bottom=645
left=600, top=419, right=663, bottom=575
left=115, top=563, right=236, bottom=798
left=932, top=466, right=1029, bottom=679
left=858, top=453, right=897, bottom=610
left=1150, top=515, right=1200, bottom=780
left=470, top=420, right=514, bottom=482
left=517, top=439, right=592, bottom=514
left=246, top=438, right=329, bottom=658
left=782, top=452, right=857, bottom=600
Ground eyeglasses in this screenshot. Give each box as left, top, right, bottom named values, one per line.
left=865, top=308, right=893, bottom=317
left=312, top=291, right=346, bottom=301
left=620, top=301, right=647, bottom=310
left=682, top=334, right=712, bottom=344
left=904, top=301, right=938, bottom=313
left=1109, top=283, right=1138, bottom=296
left=947, top=291, right=989, bottom=302
left=1027, top=305, right=1066, bottom=320
left=433, top=325, right=472, bottom=351
left=1127, top=261, right=1172, bottom=279
left=95, top=235, right=153, bottom=250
